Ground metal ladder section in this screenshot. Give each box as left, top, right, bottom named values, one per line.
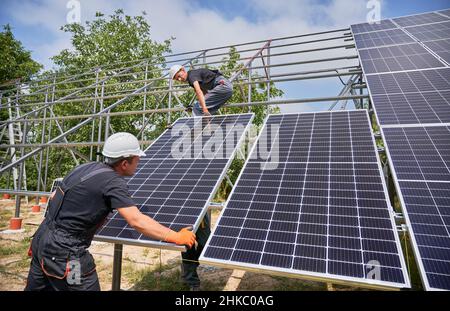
left=6, top=98, right=28, bottom=203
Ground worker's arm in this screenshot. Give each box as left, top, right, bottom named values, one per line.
left=117, top=206, right=196, bottom=247
left=192, top=81, right=209, bottom=114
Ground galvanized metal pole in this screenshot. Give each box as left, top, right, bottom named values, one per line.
left=43, top=76, right=57, bottom=190
left=359, top=75, right=363, bottom=109
left=90, top=70, right=100, bottom=160
left=104, top=110, right=110, bottom=140
left=36, top=95, right=47, bottom=198
left=142, top=61, right=149, bottom=145
left=15, top=120, right=27, bottom=218
left=96, top=82, right=105, bottom=162
left=112, top=243, right=123, bottom=291
left=248, top=61, right=252, bottom=113
left=168, top=78, right=172, bottom=125
left=266, top=42, right=271, bottom=114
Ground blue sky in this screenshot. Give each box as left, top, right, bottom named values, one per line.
left=1, top=0, right=449, bottom=112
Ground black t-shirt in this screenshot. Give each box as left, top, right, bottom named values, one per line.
left=187, top=68, right=222, bottom=92
left=54, top=162, right=135, bottom=235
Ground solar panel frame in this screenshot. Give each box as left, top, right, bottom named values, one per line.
left=50, top=178, right=64, bottom=193
left=381, top=125, right=450, bottom=291
left=44, top=177, right=64, bottom=216
left=437, top=9, right=450, bottom=18
left=94, top=114, right=254, bottom=251
left=200, top=110, right=411, bottom=290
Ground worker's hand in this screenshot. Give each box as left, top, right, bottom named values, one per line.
left=164, top=227, right=196, bottom=248
left=203, top=110, right=211, bottom=117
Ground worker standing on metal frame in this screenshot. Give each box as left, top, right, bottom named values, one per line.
left=25, top=132, right=196, bottom=291
left=170, top=65, right=234, bottom=116
left=170, top=64, right=233, bottom=290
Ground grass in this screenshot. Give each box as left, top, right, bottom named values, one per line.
left=0, top=209, right=13, bottom=229
left=142, top=248, right=150, bottom=257
left=124, top=262, right=190, bottom=291
left=0, top=236, right=30, bottom=257
left=399, top=231, right=423, bottom=291
left=271, top=276, right=327, bottom=291
left=0, top=236, right=32, bottom=280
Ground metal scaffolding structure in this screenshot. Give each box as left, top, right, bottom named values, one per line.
left=0, top=27, right=369, bottom=220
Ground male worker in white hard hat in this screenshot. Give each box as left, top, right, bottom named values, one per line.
left=169, top=64, right=233, bottom=116
left=25, top=132, right=196, bottom=291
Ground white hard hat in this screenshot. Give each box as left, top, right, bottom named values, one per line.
left=169, top=64, right=183, bottom=80
left=102, top=132, right=146, bottom=159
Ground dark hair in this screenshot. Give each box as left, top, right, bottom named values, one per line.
left=107, top=156, right=134, bottom=168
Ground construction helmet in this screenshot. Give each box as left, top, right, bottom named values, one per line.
left=169, top=64, right=183, bottom=80
left=102, top=132, right=146, bottom=161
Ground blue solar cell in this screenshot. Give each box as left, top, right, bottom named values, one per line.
left=383, top=125, right=450, bottom=290
left=95, top=114, right=253, bottom=249
left=424, top=39, right=450, bottom=63
left=383, top=126, right=450, bottom=182
left=393, top=12, right=448, bottom=27
left=354, top=29, right=415, bottom=49
left=351, top=20, right=397, bottom=34
left=201, top=111, right=410, bottom=289
left=359, top=43, right=445, bottom=74
left=404, top=21, right=450, bottom=41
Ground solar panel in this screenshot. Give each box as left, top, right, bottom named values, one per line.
left=353, top=29, right=415, bottom=49
left=424, top=39, right=450, bottom=63
left=352, top=9, right=450, bottom=291
left=382, top=125, right=450, bottom=290
left=351, top=20, right=397, bottom=34
left=50, top=178, right=64, bottom=192
left=404, top=21, right=450, bottom=42
left=366, top=68, right=450, bottom=125
left=44, top=178, right=64, bottom=216
left=95, top=114, right=254, bottom=250
left=358, top=43, right=445, bottom=74
left=200, top=110, right=410, bottom=290
left=393, top=12, right=448, bottom=27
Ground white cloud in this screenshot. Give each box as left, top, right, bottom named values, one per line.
left=5, top=0, right=371, bottom=67
left=4, top=0, right=372, bottom=112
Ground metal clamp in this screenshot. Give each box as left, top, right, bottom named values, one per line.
left=396, top=224, right=408, bottom=232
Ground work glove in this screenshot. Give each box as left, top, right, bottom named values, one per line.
left=164, top=227, right=196, bottom=248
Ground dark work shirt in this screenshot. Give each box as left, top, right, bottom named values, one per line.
left=54, top=162, right=135, bottom=235
left=187, top=68, right=222, bottom=93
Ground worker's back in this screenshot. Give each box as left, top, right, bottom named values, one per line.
left=48, top=162, right=130, bottom=245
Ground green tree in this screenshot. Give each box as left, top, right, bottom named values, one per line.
left=21, top=10, right=173, bottom=190
left=3, top=10, right=284, bottom=196
left=0, top=24, right=42, bottom=123
left=0, top=24, right=42, bottom=85
left=52, top=9, right=171, bottom=71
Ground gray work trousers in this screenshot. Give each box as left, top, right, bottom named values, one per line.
left=192, top=76, right=233, bottom=116
left=181, top=213, right=210, bottom=287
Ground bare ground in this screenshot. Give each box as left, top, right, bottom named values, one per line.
left=0, top=198, right=363, bottom=291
